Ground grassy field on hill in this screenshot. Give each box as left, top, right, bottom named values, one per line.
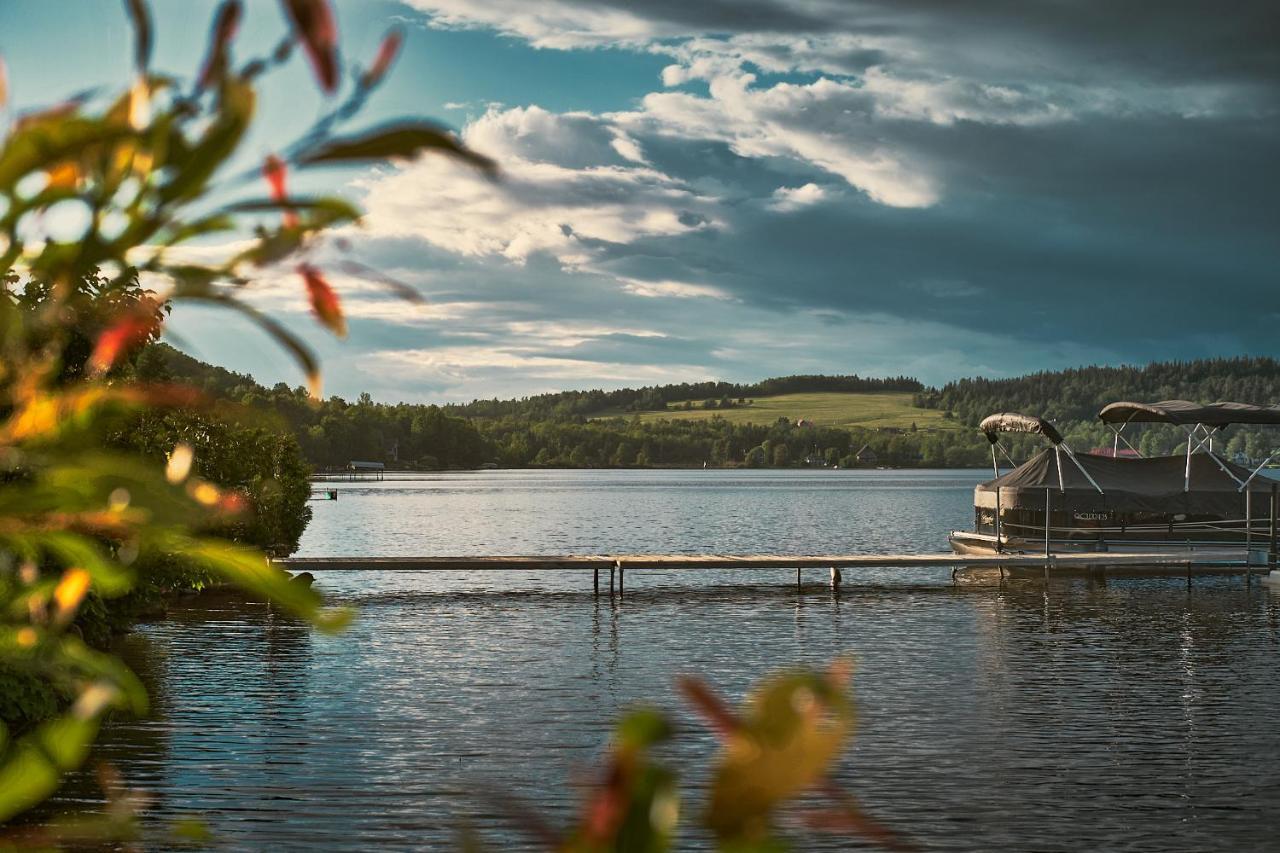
left=599, top=392, right=960, bottom=430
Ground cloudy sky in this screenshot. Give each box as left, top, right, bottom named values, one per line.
left=3, top=1, right=1278, bottom=401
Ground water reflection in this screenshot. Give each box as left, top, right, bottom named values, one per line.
left=41, top=471, right=1280, bottom=850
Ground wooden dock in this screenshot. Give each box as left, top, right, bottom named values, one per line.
left=277, top=549, right=1258, bottom=592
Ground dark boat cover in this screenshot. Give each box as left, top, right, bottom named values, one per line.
left=1098, top=400, right=1280, bottom=427
left=976, top=448, right=1274, bottom=514
left=979, top=412, right=1063, bottom=445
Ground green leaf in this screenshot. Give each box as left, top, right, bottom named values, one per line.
left=0, top=714, right=97, bottom=822
left=38, top=531, right=134, bottom=596
left=0, top=117, right=133, bottom=192
left=219, top=196, right=361, bottom=222
left=176, top=291, right=320, bottom=395
left=702, top=668, right=855, bottom=844
left=175, top=536, right=351, bottom=632
left=158, top=78, right=254, bottom=203
left=295, top=121, right=496, bottom=175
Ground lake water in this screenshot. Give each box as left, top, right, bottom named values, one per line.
left=51, top=470, right=1280, bottom=850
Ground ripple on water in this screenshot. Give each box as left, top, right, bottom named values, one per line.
left=44, top=471, right=1280, bottom=851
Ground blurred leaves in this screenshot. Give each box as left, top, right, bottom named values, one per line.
left=0, top=0, right=494, bottom=829
left=123, top=0, right=153, bottom=74
left=296, top=121, right=497, bottom=175
left=281, top=0, right=340, bottom=93
left=197, top=0, right=243, bottom=92
left=563, top=707, right=677, bottom=853
left=298, top=263, right=345, bottom=338
left=477, top=663, right=910, bottom=852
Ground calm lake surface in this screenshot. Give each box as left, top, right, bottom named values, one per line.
left=55, top=469, right=1280, bottom=850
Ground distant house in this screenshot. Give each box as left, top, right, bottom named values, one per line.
left=1089, top=447, right=1141, bottom=459
left=854, top=444, right=878, bottom=466
left=347, top=460, right=386, bottom=481
left=795, top=418, right=812, bottom=428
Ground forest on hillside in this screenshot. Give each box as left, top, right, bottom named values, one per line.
left=150, top=346, right=1280, bottom=471
left=915, top=357, right=1280, bottom=462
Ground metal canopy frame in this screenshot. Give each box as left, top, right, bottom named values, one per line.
left=1101, top=403, right=1276, bottom=493
left=982, top=412, right=1103, bottom=495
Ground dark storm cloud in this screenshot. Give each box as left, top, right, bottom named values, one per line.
left=215, top=0, right=1279, bottom=401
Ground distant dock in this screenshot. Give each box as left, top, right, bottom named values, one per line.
left=277, top=549, right=1261, bottom=593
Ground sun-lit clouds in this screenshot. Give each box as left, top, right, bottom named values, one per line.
left=358, top=345, right=713, bottom=399
left=621, top=74, right=940, bottom=207
left=144, top=0, right=1279, bottom=403
left=356, top=105, right=722, bottom=267
left=503, top=320, right=667, bottom=346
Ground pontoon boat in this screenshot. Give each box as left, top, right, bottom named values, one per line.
left=949, top=401, right=1280, bottom=557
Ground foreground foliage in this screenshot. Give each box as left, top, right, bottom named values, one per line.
left=468, top=663, right=912, bottom=852
left=0, top=0, right=488, bottom=832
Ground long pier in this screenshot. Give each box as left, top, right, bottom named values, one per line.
left=277, top=549, right=1259, bottom=593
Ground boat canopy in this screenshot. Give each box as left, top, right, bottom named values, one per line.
left=979, top=412, right=1063, bottom=445
left=1098, top=400, right=1280, bottom=427
left=975, top=447, right=1274, bottom=513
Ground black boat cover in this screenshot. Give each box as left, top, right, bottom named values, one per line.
left=979, top=412, right=1063, bottom=445
left=1098, top=400, right=1280, bottom=427
left=975, top=448, right=1275, bottom=514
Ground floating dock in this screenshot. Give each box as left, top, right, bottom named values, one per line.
left=277, top=549, right=1260, bottom=593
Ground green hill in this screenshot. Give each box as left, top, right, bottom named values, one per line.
left=604, top=392, right=959, bottom=431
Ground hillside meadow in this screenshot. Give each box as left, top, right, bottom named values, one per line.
left=598, top=392, right=961, bottom=431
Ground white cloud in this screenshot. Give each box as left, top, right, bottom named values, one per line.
left=503, top=320, right=667, bottom=346
left=360, top=345, right=711, bottom=389
left=767, top=182, right=829, bottom=212
left=401, top=0, right=667, bottom=48
left=621, top=74, right=940, bottom=207
left=355, top=105, right=722, bottom=267
left=616, top=277, right=734, bottom=300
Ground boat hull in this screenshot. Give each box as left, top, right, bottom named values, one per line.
left=949, top=530, right=1267, bottom=563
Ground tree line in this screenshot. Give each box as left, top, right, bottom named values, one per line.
left=915, top=356, right=1280, bottom=462
left=151, top=345, right=1280, bottom=471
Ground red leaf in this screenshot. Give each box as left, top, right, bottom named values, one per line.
left=360, top=27, right=403, bottom=89
left=197, top=0, right=243, bottom=91
left=280, top=0, right=339, bottom=93
left=262, top=154, right=287, bottom=200
left=298, top=264, right=346, bottom=338
left=677, top=676, right=741, bottom=740
left=262, top=154, right=298, bottom=227
left=89, top=303, right=161, bottom=375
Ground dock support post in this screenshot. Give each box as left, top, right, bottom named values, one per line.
left=1044, top=487, right=1052, bottom=583
left=618, top=560, right=625, bottom=595
left=594, top=567, right=599, bottom=595
left=1271, top=484, right=1278, bottom=570
left=610, top=561, right=616, bottom=595
left=1045, top=487, right=1052, bottom=558
left=1246, top=488, right=1252, bottom=585
left=995, top=487, right=1002, bottom=553
left=830, top=567, right=841, bottom=589
left=796, top=566, right=801, bottom=591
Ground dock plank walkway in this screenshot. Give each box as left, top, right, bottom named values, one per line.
left=278, top=549, right=1251, bottom=572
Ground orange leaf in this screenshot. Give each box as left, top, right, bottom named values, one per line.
left=47, top=160, right=80, bottom=189
left=298, top=263, right=346, bottom=337
left=361, top=27, right=403, bottom=89
left=281, top=0, right=339, bottom=93
left=53, top=567, right=91, bottom=623
left=0, top=56, right=8, bottom=109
